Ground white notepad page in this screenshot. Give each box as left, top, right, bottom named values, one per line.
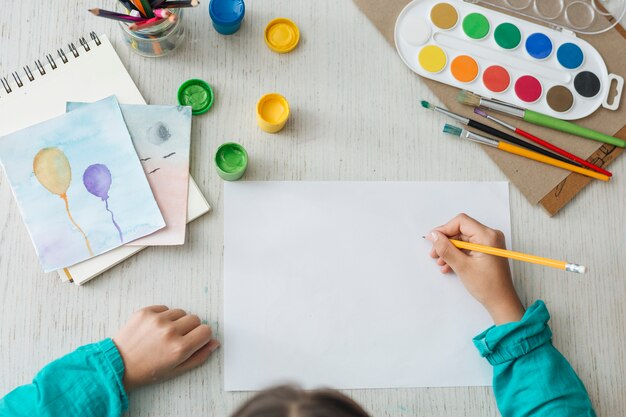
left=0, top=34, right=210, bottom=285
left=224, top=181, right=510, bottom=390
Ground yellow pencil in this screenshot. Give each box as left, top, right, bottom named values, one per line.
left=449, top=239, right=587, bottom=273
left=442, top=124, right=610, bottom=181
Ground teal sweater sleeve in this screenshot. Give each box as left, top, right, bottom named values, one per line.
left=0, top=338, right=128, bottom=417
left=473, top=300, right=596, bottom=417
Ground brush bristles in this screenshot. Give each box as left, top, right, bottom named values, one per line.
left=420, top=100, right=433, bottom=109
left=442, top=124, right=463, bottom=136
left=457, top=90, right=482, bottom=107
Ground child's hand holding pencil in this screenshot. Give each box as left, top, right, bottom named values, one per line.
left=426, top=213, right=527, bottom=325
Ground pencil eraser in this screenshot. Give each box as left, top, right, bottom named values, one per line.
left=566, top=263, right=587, bottom=274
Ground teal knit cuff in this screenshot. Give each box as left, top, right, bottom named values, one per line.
left=96, top=338, right=129, bottom=412
left=473, top=300, right=553, bottom=366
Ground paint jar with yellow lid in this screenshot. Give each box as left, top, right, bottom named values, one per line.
left=264, top=18, right=300, bottom=53
left=256, top=93, right=290, bottom=133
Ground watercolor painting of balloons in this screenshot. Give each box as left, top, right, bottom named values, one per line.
left=0, top=96, right=165, bottom=272
left=68, top=103, right=191, bottom=246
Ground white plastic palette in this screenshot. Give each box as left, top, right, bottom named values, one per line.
left=394, top=0, right=624, bottom=120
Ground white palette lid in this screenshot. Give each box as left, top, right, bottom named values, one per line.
left=476, top=0, right=626, bottom=34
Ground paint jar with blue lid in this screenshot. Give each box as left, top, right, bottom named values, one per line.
left=209, top=0, right=245, bottom=35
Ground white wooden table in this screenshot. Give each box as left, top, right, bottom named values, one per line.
left=1, top=1, right=624, bottom=415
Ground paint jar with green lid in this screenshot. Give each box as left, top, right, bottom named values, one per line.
left=178, top=79, right=214, bottom=115
left=215, top=142, right=248, bottom=181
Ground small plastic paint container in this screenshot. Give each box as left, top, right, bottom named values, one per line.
left=515, top=75, right=543, bottom=103
left=494, top=22, right=522, bottom=50
left=546, top=85, right=574, bottom=112
left=256, top=93, right=290, bottom=133
left=209, top=0, right=245, bottom=35
left=418, top=45, right=447, bottom=73
left=450, top=55, right=479, bottom=83
left=265, top=18, right=300, bottom=53
left=525, top=33, right=553, bottom=59
left=400, top=14, right=431, bottom=46
left=574, top=71, right=601, bottom=98
left=430, top=3, right=458, bottom=30
left=557, top=43, right=584, bottom=69
left=462, top=13, right=490, bottom=40
left=178, top=79, right=214, bottom=115
left=483, top=65, right=511, bottom=93
left=215, top=142, right=248, bottom=181
left=119, top=9, right=186, bottom=58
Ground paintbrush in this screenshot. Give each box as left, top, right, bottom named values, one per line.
left=442, top=124, right=610, bottom=181
left=473, top=107, right=612, bottom=177
left=458, top=90, right=626, bottom=148
left=421, top=100, right=578, bottom=165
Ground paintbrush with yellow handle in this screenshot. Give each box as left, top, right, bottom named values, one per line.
left=442, top=124, right=610, bottom=181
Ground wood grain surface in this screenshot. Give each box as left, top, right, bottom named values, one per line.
left=0, top=1, right=624, bottom=416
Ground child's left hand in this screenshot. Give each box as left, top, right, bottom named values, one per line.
left=113, top=305, right=220, bottom=391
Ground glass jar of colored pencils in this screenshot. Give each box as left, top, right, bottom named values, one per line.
left=119, top=9, right=185, bottom=58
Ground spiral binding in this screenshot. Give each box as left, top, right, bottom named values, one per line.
left=1, top=32, right=101, bottom=95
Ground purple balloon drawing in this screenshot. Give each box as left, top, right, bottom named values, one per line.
left=83, top=164, right=123, bottom=243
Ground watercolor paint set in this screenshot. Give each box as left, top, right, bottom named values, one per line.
left=394, top=0, right=625, bottom=120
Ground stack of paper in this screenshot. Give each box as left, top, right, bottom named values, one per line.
left=0, top=96, right=196, bottom=275
left=0, top=34, right=210, bottom=285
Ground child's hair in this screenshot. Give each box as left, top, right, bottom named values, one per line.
left=230, top=385, right=372, bottom=417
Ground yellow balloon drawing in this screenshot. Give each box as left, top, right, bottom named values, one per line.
left=33, top=148, right=72, bottom=196
left=33, top=147, right=93, bottom=256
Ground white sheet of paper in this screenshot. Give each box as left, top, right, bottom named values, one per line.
left=224, top=181, right=510, bottom=390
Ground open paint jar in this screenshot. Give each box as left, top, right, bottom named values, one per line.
left=119, top=10, right=186, bottom=58
left=256, top=93, right=290, bottom=133
left=215, top=142, right=248, bottom=181
left=394, top=0, right=625, bottom=119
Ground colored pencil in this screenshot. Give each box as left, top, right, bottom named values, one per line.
left=153, top=8, right=172, bottom=18
left=421, top=100, right=578, bottom=166
left=442, top=124, right=610, bottom=181
left=473, top=107, right=612, bottom=177
left=423, top=237, right=587, bottom=273
left=458, top=90, right=626, bottom=148
left=160, top=0, right=200, bottom=8
left=88, top=8, right=146, bottom=22
left=118, top=0, right=139, bottom=12
left=128, top=14, right=177, bottom=30
left=130, top=0, right=155, bottom=17
left=139, top=0, right=155, bottom=17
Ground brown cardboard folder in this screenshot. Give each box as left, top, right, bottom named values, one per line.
left=354, top=0, right=625, bottom=215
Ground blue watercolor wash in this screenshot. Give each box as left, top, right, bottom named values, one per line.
left=557, top=43, right=584, bottom=69
left=526, top=33, right=553, bottom=59
left=209, top=0, right=245, bottom=35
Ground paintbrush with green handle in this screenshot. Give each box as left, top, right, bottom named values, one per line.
left=457, top=90, right=626, bottom=148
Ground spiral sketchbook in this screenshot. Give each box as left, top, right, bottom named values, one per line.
left=0, top=33, right=210, bottom=285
